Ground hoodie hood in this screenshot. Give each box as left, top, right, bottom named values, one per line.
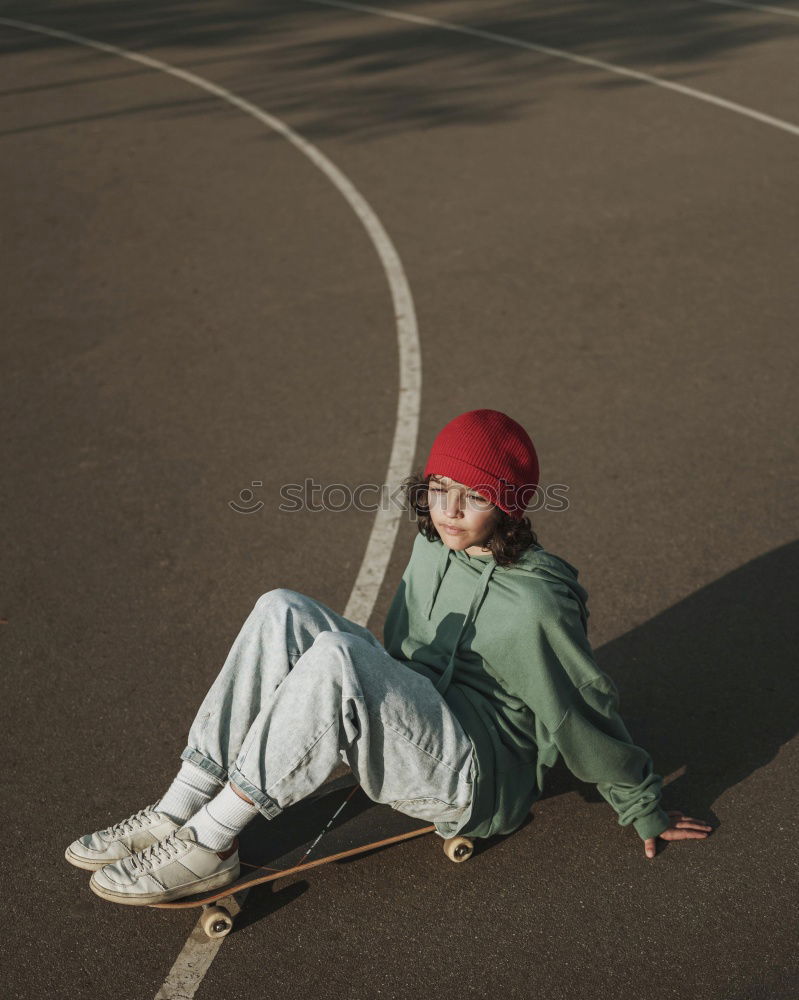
left=424, top=539, right=589, bottom=695
left=508, top=543, right=590, bottom=631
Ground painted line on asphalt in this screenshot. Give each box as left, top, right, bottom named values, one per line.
left=702, top=0, right=799, bottom=18
left=306, top=0, right=799, bottom=138
left=0, top=15, right=421, bottom=999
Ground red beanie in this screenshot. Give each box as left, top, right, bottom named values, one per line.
left=423, top=409, right=540, bottom=520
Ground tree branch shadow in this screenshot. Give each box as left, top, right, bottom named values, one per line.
left=1, top=0, right=794, bottom=142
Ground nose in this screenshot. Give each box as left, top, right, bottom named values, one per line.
left=443, top=491, right=464, bottom=519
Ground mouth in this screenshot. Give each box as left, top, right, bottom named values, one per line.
left=441, top=525, right=464, bottom=534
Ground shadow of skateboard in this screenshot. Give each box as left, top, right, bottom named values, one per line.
left=150, top=781, right=474, bottom=937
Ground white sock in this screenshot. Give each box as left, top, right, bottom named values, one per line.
left=156, top=761, right=223, bottom=824
left=186, top=783, right=259, bottom=851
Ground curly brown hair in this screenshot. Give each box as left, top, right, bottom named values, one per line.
left=399, top=469, right=539, bottom=569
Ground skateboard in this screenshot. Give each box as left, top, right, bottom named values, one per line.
left=151, top=781, right=474, bottom=938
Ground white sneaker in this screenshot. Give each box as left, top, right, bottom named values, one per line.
left=89, top=827, right=240, bottom=905
left=65, top=804, right=180, bottom=871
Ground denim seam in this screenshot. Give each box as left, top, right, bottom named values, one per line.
left=380, top=717, right=466, bottom=778
left=234, top=719, right=340, bottom=804
left=228, top=767, right=282, bottom=819
left=265, top=719, right=339, bottom=790
left=180, top=747, right=227, bottom=784
left=392, top=795, right=464, bottom=811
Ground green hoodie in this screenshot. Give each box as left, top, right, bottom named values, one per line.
left=382, top=533, right=670, bottom=842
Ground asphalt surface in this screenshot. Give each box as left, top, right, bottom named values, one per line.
left=2, top=2, right=797, bottom=998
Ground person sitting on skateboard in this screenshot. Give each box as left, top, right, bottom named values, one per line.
left=65, top=409, right=711, bottom=905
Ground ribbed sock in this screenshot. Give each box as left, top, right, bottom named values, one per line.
left=156, top=760, right=223, bottom=825
left=186, top=783, right=259, bottom=851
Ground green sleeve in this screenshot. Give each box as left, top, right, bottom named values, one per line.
left=552, top=677, right=670, bottom=840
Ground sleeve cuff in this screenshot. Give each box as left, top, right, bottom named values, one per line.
left=632, top=806, right=671, bottom=841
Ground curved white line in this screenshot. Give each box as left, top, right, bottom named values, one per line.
left=0, top=15, right=421, bottom=631
left=0, top=14, right=421, bottom=999
left=702, top=0, right=799, bottom=19
left=306, top=0, right=799, bottom=138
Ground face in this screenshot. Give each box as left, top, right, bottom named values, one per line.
left=426, top=474, right=497, bottom=555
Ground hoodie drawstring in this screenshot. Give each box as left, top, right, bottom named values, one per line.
left=425, top=544, right=453, bottom=619
left=433, top=558, right=496, bottom=696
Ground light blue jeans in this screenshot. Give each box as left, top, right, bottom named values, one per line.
left=180, top=589, right=475, bottom=839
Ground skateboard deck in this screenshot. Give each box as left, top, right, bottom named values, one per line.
left=151, top=783, right=473, bottom=937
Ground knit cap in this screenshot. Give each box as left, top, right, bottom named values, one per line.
left=423, top=409, right=540, bottom=520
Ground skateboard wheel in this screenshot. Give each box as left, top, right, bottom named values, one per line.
left=443, top=836, right=474, bottom=863
left=200, top=905, right=234, bottom=938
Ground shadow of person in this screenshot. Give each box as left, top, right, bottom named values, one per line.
left=238, top=780, right=372, bottom=868
left=586, top=540, right=799, bottom=824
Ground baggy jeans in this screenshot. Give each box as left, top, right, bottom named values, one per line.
left=180, top=589, right=476, bottom=839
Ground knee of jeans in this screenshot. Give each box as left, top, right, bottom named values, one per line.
left=310, top=630, right=369, bottom=661
left=289, top=639, right=346, bottom=693
left=300, top=633, right=374, bottom=688
left=254, top=587, right=304, bottom=616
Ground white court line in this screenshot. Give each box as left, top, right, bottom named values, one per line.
left=306, top=0, right=799, bottom=138
left=702, top=0, right=799, bottom=19
left=0, top=15, right=421, bottom=999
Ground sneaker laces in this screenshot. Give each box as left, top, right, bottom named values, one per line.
left=128, top=831, right=188, bottom=874
left=105, top=804, right=158, bottom=839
